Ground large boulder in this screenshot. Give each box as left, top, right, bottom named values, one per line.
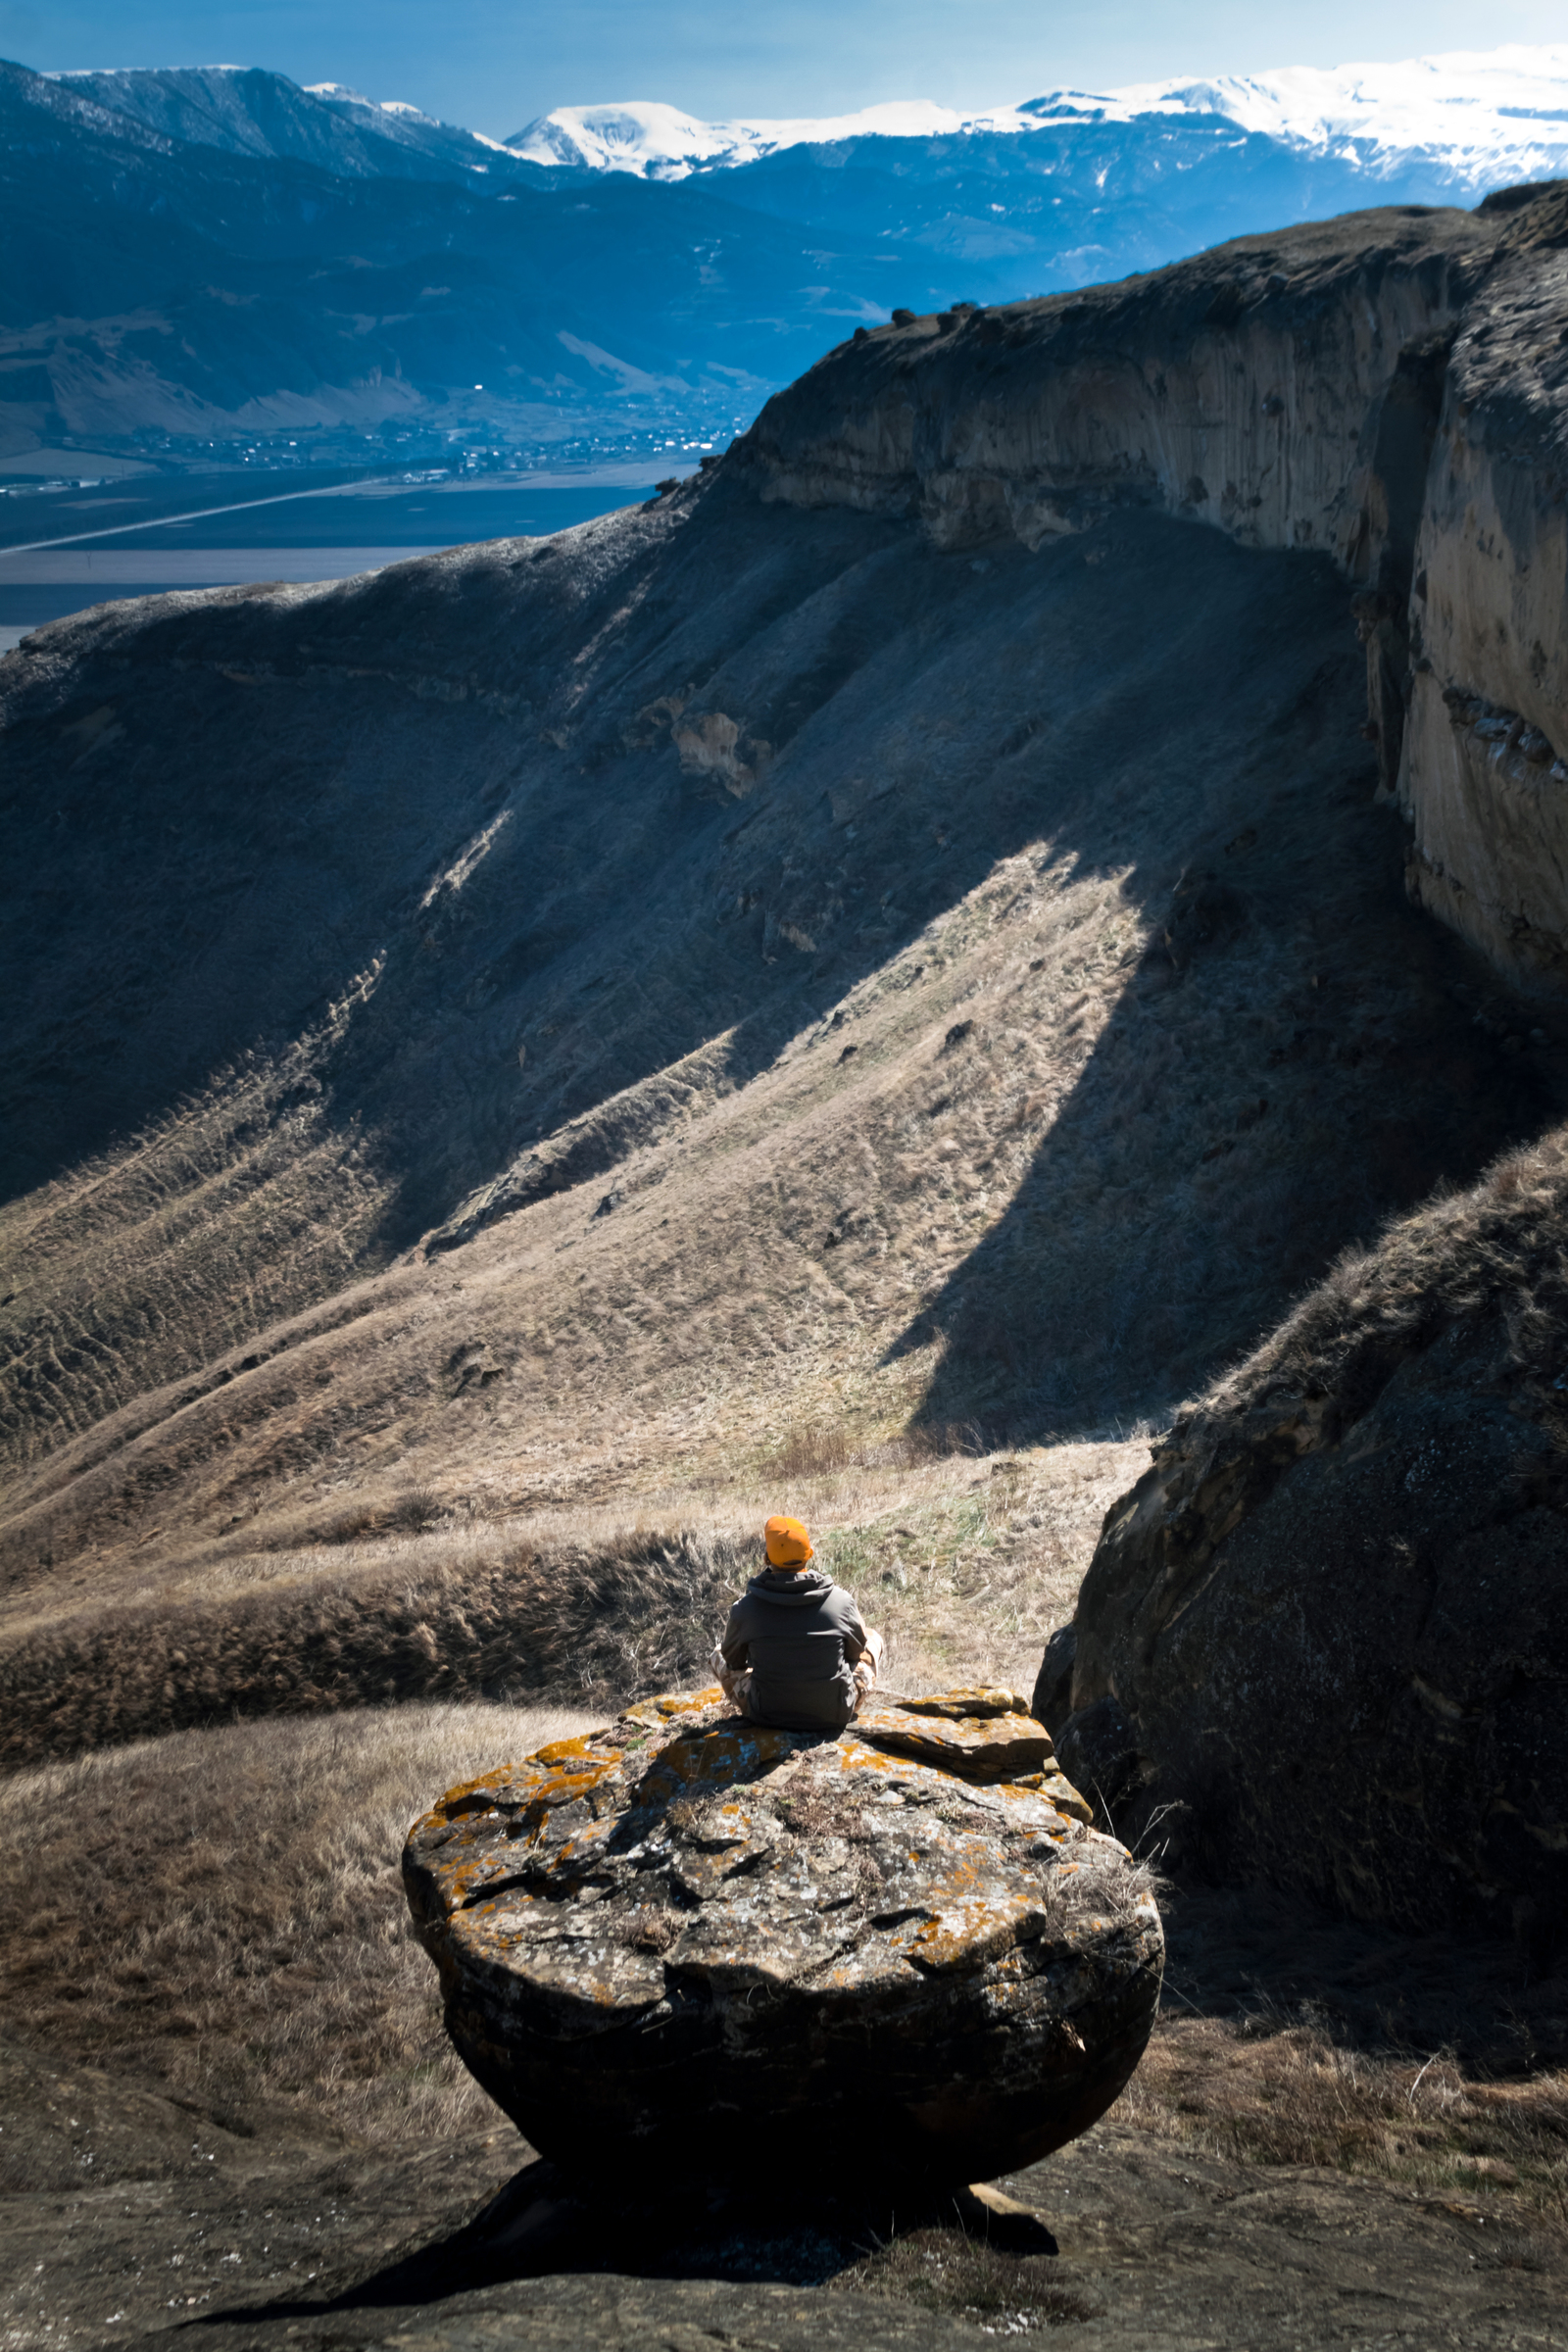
left=404, top=1686, right=1162, bottom=2186
left=1058, top=1140, right=1568, bottom=1943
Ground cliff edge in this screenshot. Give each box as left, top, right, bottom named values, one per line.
left=740, top=188, right=1568, bottom=993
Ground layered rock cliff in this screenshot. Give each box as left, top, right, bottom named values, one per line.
left=741, top=207, right=1487, bottom=580
left=740, top=188, right=1568, bottom=991
left=1400, top=189, right=1568, bottom=987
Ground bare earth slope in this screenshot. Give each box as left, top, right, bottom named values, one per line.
left=3, top=195, right=1568, bottom=1725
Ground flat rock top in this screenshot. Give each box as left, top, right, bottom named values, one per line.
left=405, top=1687, right=1126, bottom=2021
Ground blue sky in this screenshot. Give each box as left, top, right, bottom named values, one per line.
left=9, top=0, right=1568, bottom=140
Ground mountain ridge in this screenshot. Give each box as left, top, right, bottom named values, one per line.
left=507, top=44, right=1568, bottom=189
left=11, top=46, right=1568, bottom=473
left=51, top=62, right=539, bottom=183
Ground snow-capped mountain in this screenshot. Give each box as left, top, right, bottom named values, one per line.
left=13, top=40, right=1568, bottom=472
left=1112, top=45, right=1568, bottom=190
left=49, top=64, right=520, bottom=180
left=509, top=42, right=1568, bottom=195
left=507, top=96, right=1046, bottom=175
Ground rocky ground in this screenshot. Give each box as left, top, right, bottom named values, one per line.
left=6, top=2036, right=1566, bottom=2352
left=5, top=1694, right=1566, bottom=2352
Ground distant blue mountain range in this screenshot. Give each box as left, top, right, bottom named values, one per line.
left=2, top=54, right=1561, bottom=473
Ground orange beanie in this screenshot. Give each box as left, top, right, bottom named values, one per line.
left=764, top=1514, right=814, bottom=1568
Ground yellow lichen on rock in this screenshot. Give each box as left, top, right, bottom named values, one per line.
left=852, top=1696, right=1056, bottom=1781
left=403, top=1685, right=1160, bottom=2186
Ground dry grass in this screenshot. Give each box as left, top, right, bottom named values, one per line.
left=1126, top=2014, right=1568, bottom=2228
left=6, top=743, right=1545, bottom=1619
left=0, top=1701, right=597, bottom=2153
left=1124, top=1874, right=1568, bottom=2230
left=0, top=1526, right=750, bottom=1767
left=1202, top=1128, right=1568, bottom=1435
left=0, top=849, right=1162, bottom=1593
left=840, top=2228, right=1096, bottom=2330
left=805, top=1438, right=1142, bottom=1693
left=832, top=2002, right=1568, bottom=2324
left=0, top=1436, right=1143, bottom=1766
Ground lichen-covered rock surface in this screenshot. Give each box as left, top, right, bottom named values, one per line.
left=404, top=1686, right=1162, bottom=2185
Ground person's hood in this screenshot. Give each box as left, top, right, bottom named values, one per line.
left=747, top=1567, right=837, bottom=1606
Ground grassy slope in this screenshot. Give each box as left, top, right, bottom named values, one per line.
left=3, top=491, right=1562, bottom=1736
left=4, top=217, right=1568, bottom=2280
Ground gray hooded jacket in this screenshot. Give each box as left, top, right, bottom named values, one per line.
left=720, top=1566, right=869, bottom=1733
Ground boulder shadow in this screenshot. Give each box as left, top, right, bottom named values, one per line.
left=189, top=2157, right=1060, bottom=2328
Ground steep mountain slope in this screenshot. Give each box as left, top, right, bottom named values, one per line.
left=6, top=198, right=1568, bottom=1687
left=52, top=65, right=521, bottom=182
left=694, top=122, right=1397, bottom=296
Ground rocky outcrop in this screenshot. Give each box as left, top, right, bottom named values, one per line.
left=1054, top=1131, right=1568, bottom=1943
left=404, top=1686, right=1162, bottom=2186
left=1399, top=189, right=1568, bottom=989
left=743, top=208, right=1491, bottom=578
left=738, top=191, right=1568, bottom=992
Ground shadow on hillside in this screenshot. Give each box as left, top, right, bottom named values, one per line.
left=8, top=488, right=1564, bottom=1464
left=0, top=494, right=1326, bottom=1223
left=895, top=771, right=1559, bottom=1446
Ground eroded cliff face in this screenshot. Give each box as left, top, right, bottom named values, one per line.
left=740, top=191, right=1568, bottom=992
left=743, top=208, right=1487, bottom=577
left=1400, top=197, right=1568, bottom=988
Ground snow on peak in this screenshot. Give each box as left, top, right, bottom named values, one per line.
left=509, top=42, right=1568, bottom=190
left=507, top=95, right=1046, bottom=175
left=305, top=82, right=434, bottom=122
left=1110, top=43, right=1568, bottom=182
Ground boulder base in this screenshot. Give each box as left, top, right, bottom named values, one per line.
left=404, top=1686, right=1163, bottom=2185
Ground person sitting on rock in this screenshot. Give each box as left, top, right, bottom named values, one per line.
left=713, top=1514, right=884, bottom=1732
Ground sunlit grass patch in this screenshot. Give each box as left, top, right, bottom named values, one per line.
left=1125, top=2012, right=1568, bottom=2231
left=0, top=1700, right=594, bottom=2148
